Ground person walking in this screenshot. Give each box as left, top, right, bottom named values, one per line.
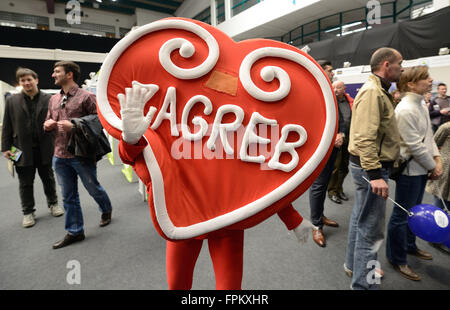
left=44, top=61, right=112, bottom=249
left=1, top=67, right=63, bottom=228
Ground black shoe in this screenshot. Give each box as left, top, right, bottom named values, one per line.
left=100, top=212, right=112, bottom=227
left=53, top=233, right=85, bottom=249
left=338, top=192, right=349, bottom=201
left=329, top=195, right=342, bottom=204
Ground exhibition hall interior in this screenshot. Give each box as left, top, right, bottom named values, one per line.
left=0, top=0, right=449, bottom=291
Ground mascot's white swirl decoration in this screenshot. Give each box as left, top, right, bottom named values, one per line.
left=240, top=47, right=327, bottom=103
left=97, top=19, right=220, bottom=131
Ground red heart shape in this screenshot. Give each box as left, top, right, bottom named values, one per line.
left=97, top=17, right=337, bottom=241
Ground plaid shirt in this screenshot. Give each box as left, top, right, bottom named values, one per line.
left=46, top=85, right=97, bottom=158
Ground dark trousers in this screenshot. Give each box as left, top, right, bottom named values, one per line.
left=328, top=140, right=349, bottom=196
left=386, top=174, right=427, bottom=265
left=309, top=147, right=339, bottom=228
left=15, top=148, right=58, bottom=215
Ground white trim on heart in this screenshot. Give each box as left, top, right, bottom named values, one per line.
left=97, top=18, right=220, bottom=131
left=97, top=18, right=336, bottom=240
left=140, top=49, right=335, bottom=240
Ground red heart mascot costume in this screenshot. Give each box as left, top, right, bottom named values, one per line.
left=96, top=17, right=337, bottom=289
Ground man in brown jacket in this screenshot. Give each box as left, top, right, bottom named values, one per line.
left=344, top=47, right=403, bottom=290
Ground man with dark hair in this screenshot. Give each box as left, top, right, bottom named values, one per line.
left=1, top=67, right=62, bottom=228
left=429, top=83, right=450, bottom=131
left=345, top=47, right=403, bottom=290
left=308, top=59, right=341, bottom=248
left=44, top=61, right=112, bottom=249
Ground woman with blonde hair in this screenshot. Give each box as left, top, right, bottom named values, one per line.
left=386, top=66, right=443, bottom=281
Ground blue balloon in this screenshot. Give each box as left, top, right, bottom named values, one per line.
left=444, top=238, right=450, bottom=249
left=408, top=204, right=450, bottom=243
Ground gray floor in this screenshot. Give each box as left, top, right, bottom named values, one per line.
left=0, top=155, right=449, bottom=290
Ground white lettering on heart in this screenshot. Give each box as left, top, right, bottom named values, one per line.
left=206, top=104, right=245, bottom=155
left=240, top=112, right=278, bottom=164
left=268, top=124, right=307, bottom=172
left=120, top=82, right=309, bottom=173
left=181, top=94, right=213, bottom=141
left=151, top=86, right=179, bottom=136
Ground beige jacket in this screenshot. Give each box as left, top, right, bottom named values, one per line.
left=348, top=74, right=401, bottom=174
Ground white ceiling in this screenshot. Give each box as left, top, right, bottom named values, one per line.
left=233, top=0, right=393, bottom=41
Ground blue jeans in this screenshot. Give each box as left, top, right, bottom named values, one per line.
left=53, top=157, right=112, bottom=235
left=386, top=174, right=427, bottom=265
left=345, top=162, right=390, bottom=290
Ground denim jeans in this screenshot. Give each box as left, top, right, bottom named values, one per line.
left=309, top=147, right=339, bottom=228
left=345, top=162, right=390, bottom=290
left=386, top=174, right=427, bottom=265
left=53, top=157, right=112, bottom=235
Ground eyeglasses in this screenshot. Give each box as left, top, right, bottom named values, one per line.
left=61, top=95, right=68, bottom=109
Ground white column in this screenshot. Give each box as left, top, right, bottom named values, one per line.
left=210, top=0, right=217, bottom=26
left=225, top=0, right=232, bottom=20
left=433, top=0, right=450, bottom=10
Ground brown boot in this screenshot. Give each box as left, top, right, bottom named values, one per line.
left=322, top=215, right=339, bottom=227
left=100, top=212, right=112, bottom=227
left=408, top=248, right=432, bottom=260
left=312, top=227, right=326, bottom=247
left=391, top=264, right=421, bottom=281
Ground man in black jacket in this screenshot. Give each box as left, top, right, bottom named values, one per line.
left=1, top=68, right=64, bottom=228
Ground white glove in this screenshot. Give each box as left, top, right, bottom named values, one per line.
left=118, top=81, right=159, bottom=145
left=292, top=218, right=314, bottom=244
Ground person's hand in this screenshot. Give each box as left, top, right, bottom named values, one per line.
left=43, top=119, right=57, bottom=131
left=57, top=120, right=73, bottom=132
left=118, top=81, right=159, bottom=145
left=334, top=133, right=344, bottom=148
left=429, top=157, right=443, bottom=180
left=370, top=178, right=389, bottom=200
left=292, top=219, right=314, bottom=244
left=2, top=150, right=13, bottom=160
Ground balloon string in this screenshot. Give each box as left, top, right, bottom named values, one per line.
left=362, top=176, right=414, bottom=217
left=433, top=181, right=450, bottom=214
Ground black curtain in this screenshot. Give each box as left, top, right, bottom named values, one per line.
left=0, top=26, right=119, bottom=53
left=0, top=58, right=101, bottom=90
left=307, top=6, right=450, bottom=68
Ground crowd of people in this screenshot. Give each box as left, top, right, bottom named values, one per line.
left=1, top=46, right=449, bottom=290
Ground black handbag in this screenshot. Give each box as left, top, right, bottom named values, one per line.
left=389, top=157, right=412, bottom=181
left=389, top=136, right=425, bottom=181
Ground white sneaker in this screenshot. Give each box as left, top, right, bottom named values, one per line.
left=23, top=214, right=35, bottom=228
left=49, top=204, right=64, bottom=217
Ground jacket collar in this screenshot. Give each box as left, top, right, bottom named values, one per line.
left=373, top=74, right=391, bottom=93
left=404, top=92, right=424, bottom=105
left=60, top=85, right=79, bottom=97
